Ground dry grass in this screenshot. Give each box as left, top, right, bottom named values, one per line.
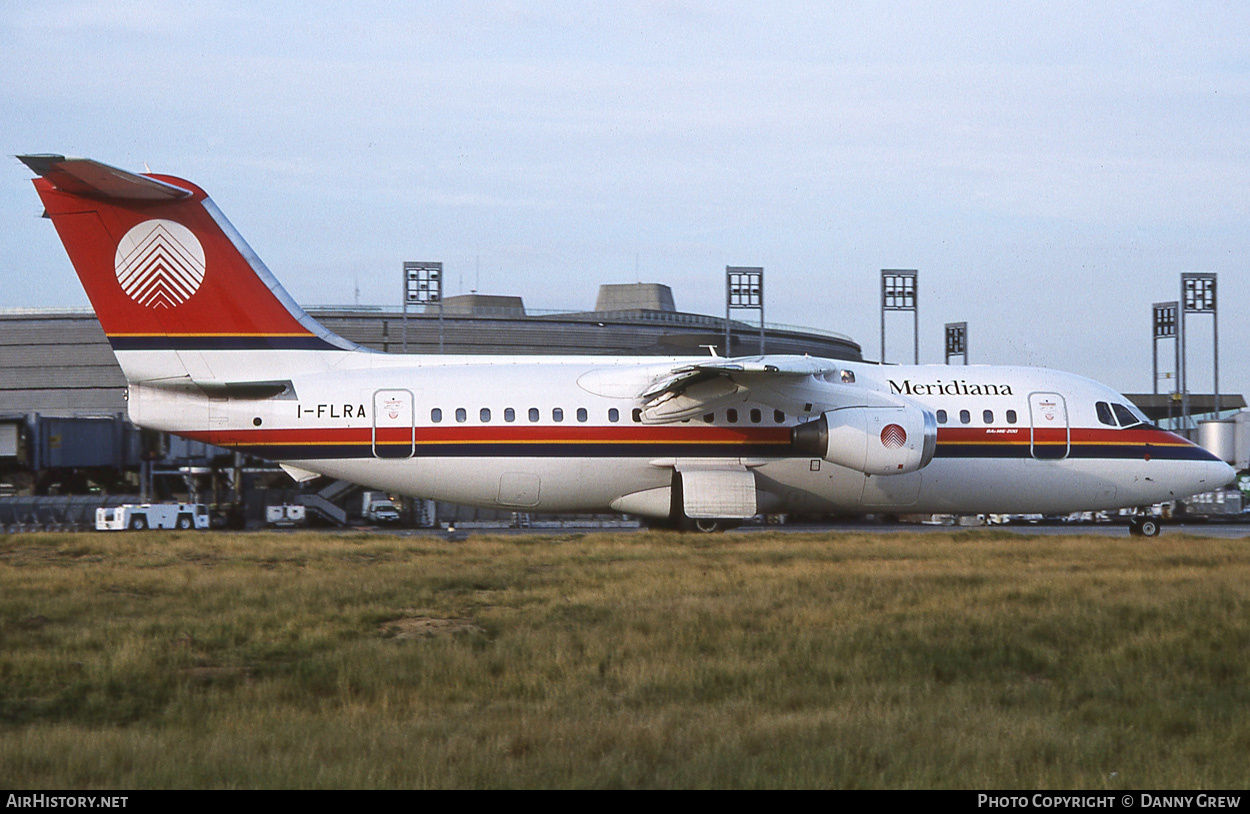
left=2, top=529, right=1249, bottom=788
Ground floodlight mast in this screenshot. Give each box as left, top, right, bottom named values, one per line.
left=944, top=321, right=967, bottom=365
left=1179, top=273, right=1218, bottom=430
left=403, top=261, right=444, bottom=354
left=725, top=266, right=765, bottom=356
left=881, top=269, right=918, bottom=364
left=1152, top=301, right=1179, bottom=428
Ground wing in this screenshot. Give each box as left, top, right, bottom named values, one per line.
left=637, top=355, right=903, bottom=423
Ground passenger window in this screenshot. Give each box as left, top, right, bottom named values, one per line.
left=577, top=408, right=588, bottom=423
left=1096, top=401, right=1116, bottom=426
left=528, top=408, right=539, bottom=423
left=480, top=408, right=491, bottom=423
left=504, top=408, right=515, bottom=422
left=726, top=409, right=739, bottom=424
left=774, top=410, right=785, bottom=423
left=959, top=409, right=970, bottom=425
left=702, top=413, right=714, bottom=424
left=750, top=408, right=761, bottom=424
left=455, top=408, right=467, bottom=423
left=608, top=408, right=619, bottom=423
left=632, top=408, right=642, bottom=423
left=1006, top=410, right=1017, bottom=424
left=1112, top=403, right=1141, bottom=428
left=553, top=408, right=564, bottom=423
left=983, top=410, right=993, bottom=424
left=431, top=408, right=442, bottom=423
left=936, top=409, right=947, bottom=424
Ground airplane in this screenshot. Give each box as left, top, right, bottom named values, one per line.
left=17, top=154, right=1235, bottom=536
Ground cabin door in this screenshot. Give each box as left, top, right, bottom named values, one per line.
left=372, top=389, right=415, bottom=459
left=1028, top=392, right=1069, bottom=460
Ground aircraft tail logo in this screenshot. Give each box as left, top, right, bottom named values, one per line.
left=115, top=219, right=206, bottom=309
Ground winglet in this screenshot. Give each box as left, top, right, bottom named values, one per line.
left=17, top=154, right=192, bottom=200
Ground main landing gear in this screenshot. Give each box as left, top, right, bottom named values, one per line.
left=642, top=517, right=740, bottom=534
left=692, top=518, right=739, bottom=534
left=1128, top=514, right=1161, bottom=537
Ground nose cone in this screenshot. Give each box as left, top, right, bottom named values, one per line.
left=1146, top=430, right=1238, bottom=502
left=1180, top=441, right=1237, bottom=497
left=1212, top=459, right=1237, bottom=489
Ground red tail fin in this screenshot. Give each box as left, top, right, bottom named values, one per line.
left=20, top=155, right=352, bottom=352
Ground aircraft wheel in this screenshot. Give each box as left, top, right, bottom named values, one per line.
left=130, top=516, right=147, bottom=531
left=692, top=518, right=741, bottom=533
left=1139, top=518, right=1161, bottom=537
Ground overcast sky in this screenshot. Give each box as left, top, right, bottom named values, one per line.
left=2, top=2, right=1246, bottom=403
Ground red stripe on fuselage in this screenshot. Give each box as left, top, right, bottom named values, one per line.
left=937, top=426, right=1194, bottom=446
left=181, top=425, right=793, bottom=448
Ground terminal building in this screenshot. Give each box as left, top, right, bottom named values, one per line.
left=0, top=282, right=862, bottom=527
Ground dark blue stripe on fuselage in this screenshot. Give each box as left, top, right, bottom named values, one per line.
left=238, top=442, right=797, bottom=460
left=108, top=335, right=340, bottom=351
left=226, top=440, right=1219, bottom=462
left=936, top=444, right=1221, bottom=462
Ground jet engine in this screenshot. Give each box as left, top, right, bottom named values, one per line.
left=791, top=405, right=937, bottom=475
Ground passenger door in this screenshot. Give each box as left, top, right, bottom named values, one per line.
left=1028, top=392, right=1069, bottom=460
left=372, top=389, right=415, bottom=459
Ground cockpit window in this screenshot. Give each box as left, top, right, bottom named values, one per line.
left=1112, top=403, right=1142, bottom=428
left=1096, top=401, right=1116, bottom=426
left=1098, top=400, right=1152, bottom=429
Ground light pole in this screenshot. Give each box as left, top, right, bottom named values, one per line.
left=725, top=266, right=765, bottom=356
left=944, top=321, right=967, bottom=365
left=881, top=269, right=918, bottom=364
left=1180, top=273, right=1217, bottom=429
left=403, top=261, right=443, bottom=353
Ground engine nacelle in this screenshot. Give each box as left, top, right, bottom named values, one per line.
left=791, top=405, right=937, bottom=475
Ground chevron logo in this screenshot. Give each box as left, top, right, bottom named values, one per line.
left=880, top=423, right=907, bottom=449
left=114, top=219, right=206, bottom=309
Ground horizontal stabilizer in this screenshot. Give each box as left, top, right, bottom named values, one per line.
left=17, top=154, right=192, bottom=200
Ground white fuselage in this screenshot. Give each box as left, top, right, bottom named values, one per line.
left=125, top=351, right=1234, bottom=518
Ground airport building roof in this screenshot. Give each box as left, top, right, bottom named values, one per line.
left=0, top=284, right=862, bottom=417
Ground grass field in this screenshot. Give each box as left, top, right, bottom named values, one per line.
left=2, top=528, right=1249, bottom=789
